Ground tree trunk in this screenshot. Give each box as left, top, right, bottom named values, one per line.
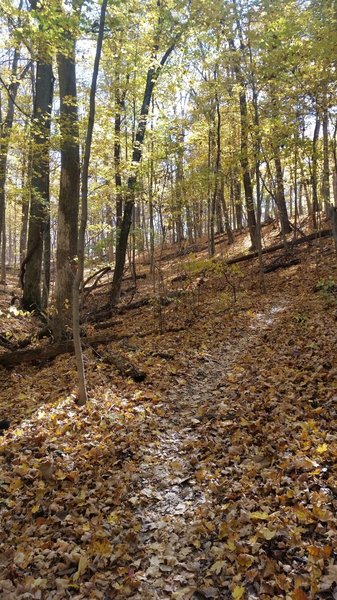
left=0, top=45, right=29, bottom=252
left=250, top=53, right=266, bottom=293
left=53, top=43, right=80, bottom=339
left=19, top=145, right=30, bottom=263
left=274, top=153, right=292, bottom=235
left=42, top=215, right=51, bottom=309
left=221, top=176, right=234, bottom=244
left=72, top=0, right=107, bottom=404
left=114, top=73, right=126, bottom=252
left=22, top=61, right=53, bottom=311
left=149, top=103, right=155, bottom=275
left=111, top=39, right=176, bottom=305
left=0, top=217, right=6, bottom=283
left=322, top=106, right=330, bottom=216
left=332, top=120, right=337, bottom=207
left=234, top=179, right=242, bottom=229
left=229, top=38, right=257, bottom=249
left=311, top=111, right=321, bottom=227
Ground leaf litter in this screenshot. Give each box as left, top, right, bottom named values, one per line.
left=0, top=241, right=337, bottom=599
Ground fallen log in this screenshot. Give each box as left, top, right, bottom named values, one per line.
left=86, top=290, right=186, bottom=323
left=117, top=290, right=185, bottom=312
left=0, top=333, right=139, bottom=377
left=83, top=266, right=111, bottom=290
left=263, top=257, right=301, bottom=273
left=98, top=351, right=146, bottom=382
left=225, top=229, right=333, bottom=266
left=0, top=334, right=15, bottom=350
left=83, top=270, right=146, bottom=299
left=0, top=338, right=77, bottom=367
left=94, top=319, right=124, bottom=330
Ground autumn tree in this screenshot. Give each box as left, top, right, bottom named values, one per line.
left=110, top=0, right=191, bottom=304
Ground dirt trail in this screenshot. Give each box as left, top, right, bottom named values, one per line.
left=133, top=303, right=287, bottom=599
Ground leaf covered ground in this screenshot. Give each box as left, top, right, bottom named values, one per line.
left=0, top=233, right=337, bottom=600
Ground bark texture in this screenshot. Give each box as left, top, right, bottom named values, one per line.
left=22, top=61, right=53, bottom=311
left=53, top=43, right=80, bottom=339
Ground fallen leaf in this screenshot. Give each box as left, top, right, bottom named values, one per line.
left=249, top=511, right=269, bottom=520
left=73, top=554, right=88, bottom=582
left=232, top=585, right=245, bottom=599
left=292, top=589, right=309, bottom=600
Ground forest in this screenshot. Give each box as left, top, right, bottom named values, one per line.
left=0, top=0, right=337, bottom=598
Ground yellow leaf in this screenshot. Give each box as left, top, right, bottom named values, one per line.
left=13, top=429, right=24, bottom=437
left=107, top=511, right=119, bottom=524
left=31, top=505, right=40, bottom=514
left=261, top=528, right=277, bottom=540
left=55, top=470, right=67, bottom=480
left=232, top=585, right=245, bottom=599
left=293, top=506, right=314, bottom=523
left=316, top=443, right=327, bottom=454
left=18, top=463, right=30, bottom=476
left=219, top=523, right=228, bottom=539
left=249, top=511, right=269, bottom=520
left=9, top=478, right=23, bottom=492
left=88, top=539, right=111, bottom=557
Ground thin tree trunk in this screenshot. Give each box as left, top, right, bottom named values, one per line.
left=73, top=0, right=107, bottom=405
left=322, top=105, right=330, bottom=216
left=250, top=51, right=266, bottom=293
left=210, top=104, right=219, bottom=256
left=234, top=178, right=242, bottom=229
left=206, top=127, right=212, bottom=255
left=221, top=176, right=234, bottom=244
left=111, top=36, right=177, bottom=304
left=312, top=111, right=321, bottom=227
left=0, top=48, right=18, bottom=248
left=229, top=38, right=257, bottom=249
left=0, top=216, right=5, bottom=283
left=332, top=121, right=337, bottom=207
left=19, top=144, right=30, bottom=262
left=42, top=215, right=51, bottom=309
left=114, top=72, right=127, bottom=252
left=149, top=100, right=155, bottom=275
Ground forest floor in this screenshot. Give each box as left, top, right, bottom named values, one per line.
left=0, top=224, right=337, bottom=599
